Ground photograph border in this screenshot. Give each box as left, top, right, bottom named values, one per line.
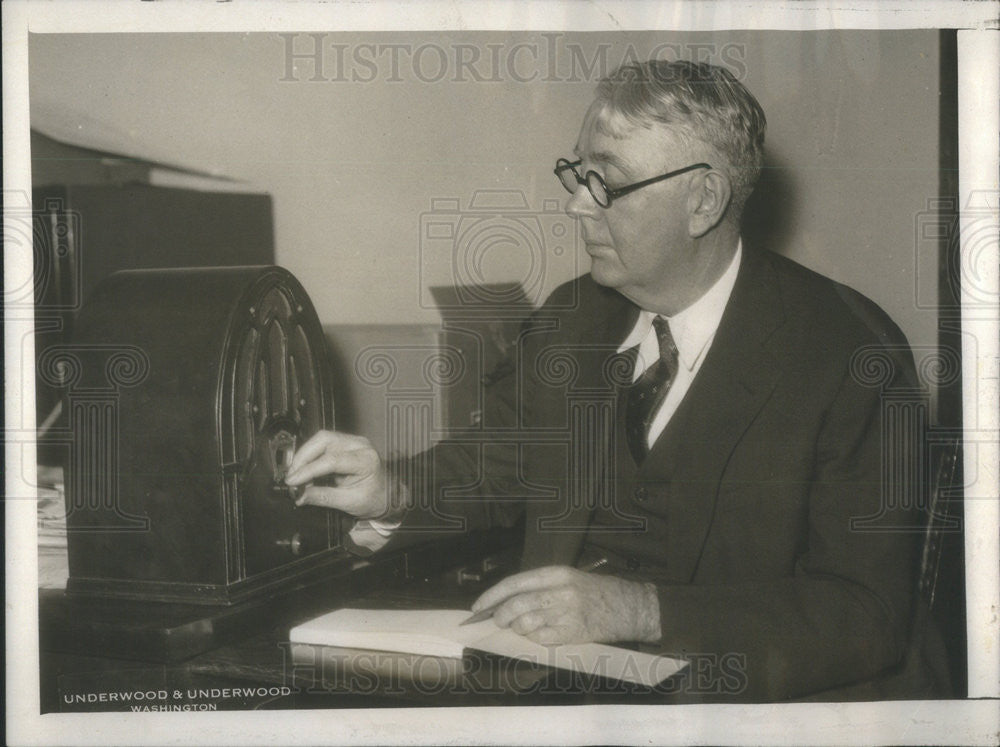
left=5, top=2, right=998, bottom=745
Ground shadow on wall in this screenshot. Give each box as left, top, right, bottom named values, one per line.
left=741, top=152, right=797, bottom=257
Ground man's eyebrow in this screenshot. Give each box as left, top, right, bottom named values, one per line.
left=572, top=147, right=631, bottom=173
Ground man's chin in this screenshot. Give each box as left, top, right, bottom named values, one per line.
left=588, top=258, right=624, bottom=289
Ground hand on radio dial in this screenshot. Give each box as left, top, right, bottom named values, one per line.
left=284, top=431, right=391, bottom=520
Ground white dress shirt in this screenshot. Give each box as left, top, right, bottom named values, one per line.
left=352, top=243, right=743, bottom=550
left=617, top=242, right=742, bottom=449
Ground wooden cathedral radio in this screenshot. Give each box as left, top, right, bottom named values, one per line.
left=60, top=266, right=351, bottom=605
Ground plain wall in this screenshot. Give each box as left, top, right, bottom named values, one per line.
left=29, top=30, right=943, bottom=356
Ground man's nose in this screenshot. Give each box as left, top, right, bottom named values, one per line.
left=565, top=182, right=599, bottom=219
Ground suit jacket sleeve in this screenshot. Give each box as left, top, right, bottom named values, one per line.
left=370, top=331, right=530, bottom=548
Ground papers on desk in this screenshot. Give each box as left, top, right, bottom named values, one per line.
left=37, top=466, right=69, bottom=589
left=289, top=608, right=688, bottom=687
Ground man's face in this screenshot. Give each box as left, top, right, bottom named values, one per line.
left=566, top=103, right=705, bottom=310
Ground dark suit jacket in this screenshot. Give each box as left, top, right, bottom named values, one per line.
left=391, top=248, right=942, bottom=701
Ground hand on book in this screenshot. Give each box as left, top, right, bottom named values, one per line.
left=284, top=430, right=394, bottom=520
left=471, top=565, right=662, bottom=645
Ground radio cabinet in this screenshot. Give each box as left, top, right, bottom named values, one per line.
left=60, top=266, right=346, bottom=604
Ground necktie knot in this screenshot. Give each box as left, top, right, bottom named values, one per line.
left=652, top=316, right=678, bottom=374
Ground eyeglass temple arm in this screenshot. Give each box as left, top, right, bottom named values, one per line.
left=553, top=159, right=581, bottom=176
left=605, top=162, right=712, bottom=200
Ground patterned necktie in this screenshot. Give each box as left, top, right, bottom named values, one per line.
left=625, top=316, right=679, bottom=464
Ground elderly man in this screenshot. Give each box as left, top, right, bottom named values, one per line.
left=286, top=60, right=937, bottom=701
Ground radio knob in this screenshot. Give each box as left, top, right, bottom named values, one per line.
left=276, top=532, right=302, bottom=556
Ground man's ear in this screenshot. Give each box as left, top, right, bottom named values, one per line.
left=687, top=169, right=732, bottom=238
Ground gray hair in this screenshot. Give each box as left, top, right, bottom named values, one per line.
left=595, top=60, right=766, bottom=215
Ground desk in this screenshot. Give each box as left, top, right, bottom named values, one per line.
left=40, top=532, right=700, bottom=713
left=39, top=529, right=518, bottom=712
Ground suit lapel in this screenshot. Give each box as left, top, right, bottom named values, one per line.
left=640, top=249, right=786, bottom=582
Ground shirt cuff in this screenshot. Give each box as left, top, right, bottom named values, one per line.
left=345, top=465, right=410, bottom=553
left=347, top=518, right=398, bottom=552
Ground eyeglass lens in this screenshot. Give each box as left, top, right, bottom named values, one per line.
left=556, top=162, right=578, bottom=194
left=556, top=161, right=610, bottom=207
left=585, top=172, right=608, bottom=206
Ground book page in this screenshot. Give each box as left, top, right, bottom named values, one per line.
left=289, top=608, right=497, bottom=659
left=290, top=608, right=688, bottom=686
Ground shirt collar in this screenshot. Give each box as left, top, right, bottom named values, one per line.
left=617, top=242, right=743, bottom=371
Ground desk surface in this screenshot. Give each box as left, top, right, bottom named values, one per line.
left=40, top=541, right=702, bottom=713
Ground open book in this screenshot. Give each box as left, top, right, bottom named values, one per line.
left=289, top=608, right=687, bottom=687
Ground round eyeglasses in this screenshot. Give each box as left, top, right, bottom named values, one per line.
left=554, top=158, right=711, bottom=208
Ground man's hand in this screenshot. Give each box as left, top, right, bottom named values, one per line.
left=284, top=431, right=391, bottom=519
left=471, top=565, right=662, bottom=645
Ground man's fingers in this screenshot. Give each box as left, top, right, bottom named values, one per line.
left=508, top=609, right=547, bottom=637
left=471, top=566, right=575, bottom=613
left=492, top=590, right=559, bottom=628
left=525, top=626, right=567, bottom=646
left=287, top=430, right=338, bottom=473
left=285, top=443, right=373, bottom=486
left=294, top=484, right=373, bottom=511
left=286, top=431, right=369, bottom=478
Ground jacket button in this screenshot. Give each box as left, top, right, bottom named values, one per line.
left=626, top=557, right=641, bottom=571
left=634, top=487, right=649, bottom=502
